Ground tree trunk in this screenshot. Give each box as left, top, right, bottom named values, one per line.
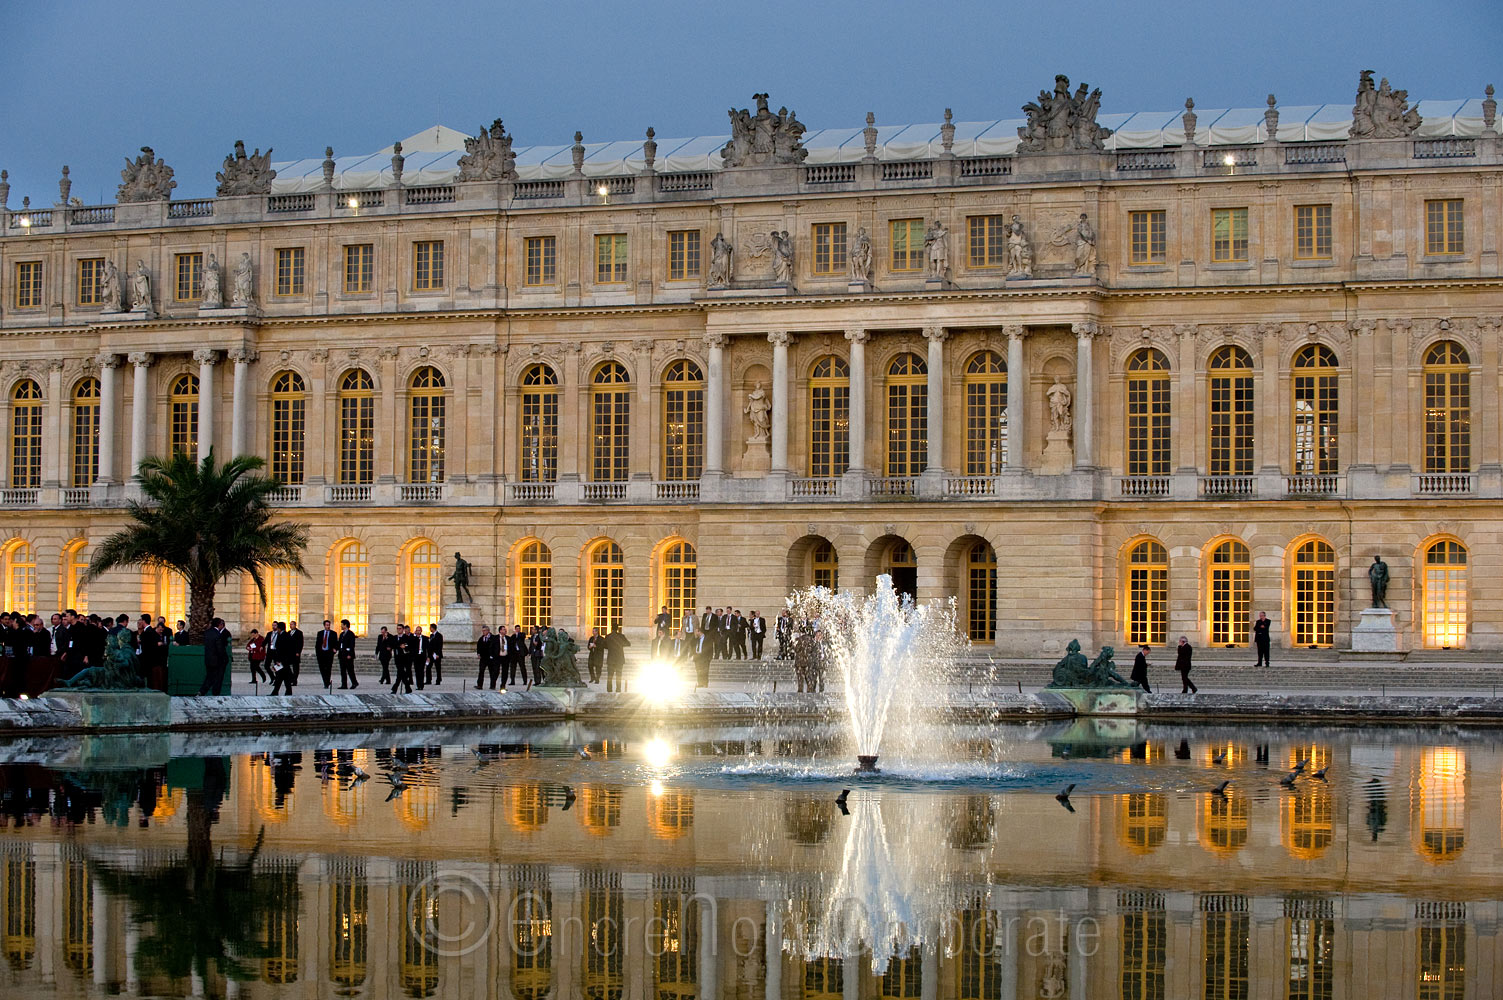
left=187, top=581, right=216, bottom=644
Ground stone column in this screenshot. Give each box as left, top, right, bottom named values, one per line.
left=97, top=354, right=120, bottom=483
left=1072, top=322, right=1097, bottom=469
left=703, top=333, right=727, bottom=476
left=1005, top=326, right=1025, bottom=470
left=44, top=359, right=64, bottom=487
left=845, top=329, right=869, bottom=474
left=769, top=331, right=791, bottom=474
left=924, top=326, right=947, bottom=474
left=193, top=349, right=218, bottom=462
left=229, top=347, right=254, bottom=459
left=128, top=352, right=152, bottom=479
left=1174, top=326, right=1198, bottom=473
left=377, top=347, right=399, bottom=482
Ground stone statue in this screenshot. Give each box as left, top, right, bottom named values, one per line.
left=99, top=259, right=123, bottom=311
left=231, top=253, right=254, bottom=306
left=849, top=226, right=874, bottom=283
left=214, top=140, right=276, bottom=196
left=201, top=253, right=223, bottom=307
left=1368, top=555, right=1389, bottom=609
left=923, top=220, right=950, bottom=280
left=1073, top=213, right=1098, bottom=275
left=57, top=629, right=144, bottom=691
left=1047, top=379, right=1072, bottom=432
left=117, top=146, right=177, bottom=202
left=744, top=381, right=771, bottom=443
left=1017, top=75, right=1113, bottom=153
left=709, top=231, right=734, bottom=286
left=1006, top=215, right=1033, bottom=277
left=1350, top=70, right=1422, bottom=138
left=130, top=260, right=152, bottom=311
left=721, top=93, right=809, bottom=167
left=457, top=118, right=518, bottom=181
left=541, top=628, right=585, bottom=687
left=450, top=552, right=474, bottom=605
left=1047, top=639, right=1135, bottom=689
left=770, top=230, right=794, bottom=285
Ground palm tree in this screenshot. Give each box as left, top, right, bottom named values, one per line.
left=86, top=450, right=309, bottom=643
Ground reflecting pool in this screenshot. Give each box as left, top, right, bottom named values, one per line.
left=0, top=719, right=1499, bottom=999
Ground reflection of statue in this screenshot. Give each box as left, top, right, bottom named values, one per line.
left=770, top=230, right=794, bottom=284
left=721, top=93, right=808, bottom=166
left=130, top=260, right=152, bottom=311
left=58, top=629, right=144, bottom=690
left=744, top=382, right=771, bottom=443
left=99, top=259, right=122, bottom=310
left=709, top=231, right=734, bottom=285
left=214, top=139, right=277, bottom=196
left=923, top=220, right=950, bottom=279
left=849, top=226, right=874, bottom=283
left=450, top=552, right=473, bottom=604
left=1006, top=215, right=1033, bottom=277
left=1039, top=952, right=1067, bottom=1000
left=1047, top=379, right=1072, bottom=432
left=1048, top=639, right=1135, bottom=688
left=202, top=253, right=223, bottom=307
left=1017, top=75, right=1113, bottom=152
left=1074, top=213, right=1097, bottom=274
left=457, top=118, right=519, bottom=181
left=231, top=253, right=254, bottom=306
left=1368, top=555, right=1389, bottom=608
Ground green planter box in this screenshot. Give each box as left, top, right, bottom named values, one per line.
left=166, top=644, right=231, bottom=696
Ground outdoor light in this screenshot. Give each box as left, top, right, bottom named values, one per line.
left=649, top=779, right=665, bottom=797
left=347, top=196, right=360, bottom=209
left=17, top=215, right=30, bottom=228
left=1222, top=153, right=1236, bottom=167
left=643, top=736, right=674, bottom=769
left=596, top=184, right=609, bottom=197
left=636, top=658, right=687, bottom=705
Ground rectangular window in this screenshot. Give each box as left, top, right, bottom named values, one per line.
left=1129, top=210, right=1167, bottom=264
left=14, top=261, right=42, bottom=308
left=595, top=233, right=628, bottom=284
left=525, top=236, right=557, bottom=286
left=275, top=247, right=305, bottom=296
left=1425, top=199, right=1464, bottom=255
left=339, top=394, right=374, bottom=485
left=72, top=394, right=99, bottom=488
left=343, top=244, right=374, bottom=293
left=1294, top=205, right=1332, bottom=260
left=77, top=258, right=105, bottom=306
left=890, top=219, right=924, bottom=271
left=413, top=240, right=445, bottom=290
left=967, top=215, right=1006, bottom=268
left=667, top=230, right=700, bottom=280
left=174, top=252, right=203, bottom=302
left=1211, top=208, right=1249, bottom=263
left=812, top=222, right=847, bottom=275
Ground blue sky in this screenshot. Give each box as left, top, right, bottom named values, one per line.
left=1, top=0, right=1498, bottom=203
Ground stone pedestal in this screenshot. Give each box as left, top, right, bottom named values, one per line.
left=200, top=304, right=260, bottom=319
left=46, top=691, right=172, bottom=728
left=1040, top=428, right=1074, bottom=474
left=1350, top=607, right=1399, bottom=652
left=100, top=308, right=154, bottom=322
left=439, top=602, right=485, bottom=640
left=738, top=441, right=770, bottom=475
left=847, top=279, right=871, bottom=294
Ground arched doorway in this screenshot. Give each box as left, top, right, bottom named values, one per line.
left=868, top=535, right=917, bottom=604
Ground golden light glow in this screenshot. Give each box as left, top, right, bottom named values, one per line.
left=636, top=659, right=688, bottom=706
left=643, top=737, right=675, bottom=769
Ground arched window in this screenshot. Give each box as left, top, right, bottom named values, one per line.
left=404, top=540, right=442, bottom=628
left=1118, top=905, right=1166, bottom=1000
left=591, top=362, right=631, bottom=482
left=1422, top=539, right=1467, bottom=649
left=1292, top=345, right=1339, bottom=474
left=520, top=364, right=559, bottom=483
left=71, top=378, right=100, bottom=488
left=1117, top=792, right=1167, bottom=853
left=63, top=540, right=89, bottom=614
left=581, top=787, right=623, bottom=835
left=329, top=866, right=368, bottom=991
left=1125, top=539, right=1168, bottom=645
left=660, top=541, right=697, bottom=629
left=1282, top=745, right=1333, bottom=860
left=1125, top=350, right=1171, bottom=476
left=169, top=373, right=199, bottom=458
left=648, top=790, right=694, bottom=839
left=965, top=541, right=996, bottom=642
left=1207, top=539, right=1251, bottom=647
left=267, top=565, right=299, bottom=626
left=652, top=893, right=700, bottom=1000
left=1207, top=345, right=1254, bottom=477
left=884, top=352, right=928, bottom=477
left=583, top=883, right=623, bottom=1000
left=270, top=371, right=306, bottom=484
left=662, top=360, right=703, bottom=481
left=1198, top=788, right=1250, bottom=855
left=812, top=539, right=838, bottom=590
left=518, top=540, right=552, bottom=627
left=3, top=540, right=36, bottom=614
left=511, top=887, right=553, bottom=1000
left=10, top=379, right=42, bottom=488
left=964, top=350, right=1007, bottom=474
left=338, top=370, right=375, bottom=485
left=335, top=541, right=370, bottom=635
left=407, top=366, right=445, bottom=483
left=587, top=540, right=625, bottom=632
left=1291, top=539, right=1335, bottom=648
left=1414, top=747, right=1466, bottom=863
left=808, top=355, right=850, bottom=478
left=1424, top=341, right=1470, bottom=473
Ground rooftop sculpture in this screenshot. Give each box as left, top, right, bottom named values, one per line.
left=215, top=140, right=276, bottom=196
left=1350, top=70, right=1422, bottom=138
left=457, top=118, right=518, bottom=181
left=721, top=93, right=808, bottom=167
left=117, top=147, right=176, bottom=202
left=1017, top=75, right=1113, bottom=153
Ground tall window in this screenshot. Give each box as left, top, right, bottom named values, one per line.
left=885, top=353, right=928, bottom=476
left=1125, top=349, right=1171, bottom=476
left=329, top=867, right=368, bottom=991
left=407, top=366, right=445, bottom=483
left=1423, top=539, right=1467, bottom=649
left=890, top=219, right=924, bottom=271
left=967, top=215, right=1005, bottom=268
left=1415, top=747, right=1466, bottom=863
left=1285, top=908, right=1335, bottom=1000
left=1417, top=921, right=1465, bottom=1000
left=1126, top=540, right=1168, bottom=646
left=1119, top=792, right=1168, bottom=853
left=1292, top=539, right=1335, bottom=648
left=1211, top=208, right=1249, bottom=262
left=591, top=362, right=630, bottom=482
left=520, top=364, right=559, bottom=482
left=965, top=541, right=997, bottom=642
left=964, top=350, right=1007, bottom=474
left=405, top=540, right=442, bottom=627
left=812, top=222, right=847, bottom=275
left=159, top=569, right=187, bottom=626
left=275, top=247, right=305, bottom=296
left=1129, top=210, right=1167, bottom=264
left=662, top=360, right=703, bottom=480
left=343, top=244, right=374, bottom=293
left=1120, top=904, right=1167, bottom=1000
left=267, top=565, right=299, bottom=625
left=524, top=236, right=556, bottom=286
left=1208, top=540, right=1251, bottom=647
left=595, top=233, right=628, bottom=283
left=517, top=540, right=552, bottom=627
left=412, top=240, right=444, bottom=290
left=660, top=541, right=697, bottom=629
left=3, top=541, right=36, bottom=614
left=588, top=540, right=625, bottom=632
left=1207, top=345, right=1254, bottom=476
left=64, top=540, right=89, bottom=613
left=338, top=370, right=374, bottom=485
left=809, top=355, right=850, bottom=477
left=1424, top=341, right=1470, bottom=473
left=1292, top=345, right=1339, bottom=474
left=1425, top=198, right=1464, bottom=255
left=512, top=887, right=553, bottom=1000
left=77, top=258, right=105, bottom=306
left=174, top=252, right=203, bottom=301
left=10, top=379, right=42, bottom=487
left=1294, top=205, right=1332, bottom=260
left=335, top=542, right=369, bottom=635
left=1202, top=899, right=1250, bottom=1000
left=14, top=261, right=42, bottom=308
left=652, top=893, right=700, bottom=1000
left=667, top=230, right=700, bottom=280
left=169, top=374, right=199, bottom=458
left=270, top=371, right=306, bottom=484
left=812, top=539, right=838, bottom=590
left=71, top=378, right=100, bottom=487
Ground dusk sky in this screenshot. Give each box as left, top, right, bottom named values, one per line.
left=2, top=0, right=1498, bottom=205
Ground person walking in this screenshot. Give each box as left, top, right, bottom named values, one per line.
left=476, top=626, right=501, bottom=689
left=1130, top=644, right=1152, bottom=694
left=748, top=611, right=767, bottom=660
left=1252, top=611, right=1271, bottom=668
left=653, top=606, right=672, bottom=657
left=1175, top=636, right=1197, bottom=694
left=286, top=621, right=305, bottom=682
left=775, top=610, right=794, bottom=660
left=267, top=622, right=295, bottom=695
left=528, top=627, right=544, bottom=685
left=375, top=626, right=395, bottom=685
left=427, top=624, right=444, bottom=686
left=679, top=609, right=696, bottom=662
left=246, top=629, right=268, bottom=685
left=337, top=619, right=359, bottom=689
left=314, top=619, right=337, bottom=690
left=392, top=624, right=417, bottom=694
left=199, top=618, right=232, bottom=696
left=586, top=627, right=605, bottom=684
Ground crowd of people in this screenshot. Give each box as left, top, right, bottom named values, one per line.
left=0, top=609, right=197, bottom=698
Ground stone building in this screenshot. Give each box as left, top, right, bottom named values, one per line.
left=0, top=75, right=1499, bottom=655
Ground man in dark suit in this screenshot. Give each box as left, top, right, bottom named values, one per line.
left=748, top=611, right=767, bottom=660
left=699, top=607, right=719, bottom=660
left=314, top=619, right=337, bottom=690
left=653, top=606, right=672, bottom=657
left=135, top=614, right=159, bottom=686
left=730, top=610, right=748, bottom=659
left=408, top=625, right=429, bottom=691
left=1175, top=636, right=1197, bottom=694
left=475, top=626, right=501, bottom=689
left=267, top=621, right=295, bottom=694
left=427, top=624, right=444, bottom=686
left=391, top=624, right=415, bottom=694
left=504, top=625, right=529, bottom=689
left=1130, top=644, right=1152, bottom=693
left=337, top=619, right=359, bottom=689
left=198, top=617, right=232, bottom=696
left=604, top=626, right=631, bottom=693
left=286, top=621, right=305, bottom=682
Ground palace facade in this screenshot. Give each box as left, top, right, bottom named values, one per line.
left=0, top=78, right=1499, bottom=655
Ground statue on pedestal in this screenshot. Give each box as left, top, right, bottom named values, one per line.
left=130, top=260, right=153, bottom=311
left=849, top=227, right=874, bottom=284
left=99, top=259, right=123, bottom=311
left=1047, top=639, right=1135, bottom=689
left=231, top=253, right=255, bottom=306
left=770, top=230, right=794, bottom=285
left=1006, top=215, right=1033, bottom=277
left=1047, top=380, right=1072, bottom=432
left=709, top=231, right=734, bottom=285
left=1368, top=555, right=1389, bottom=608
left=1073, top=214, right=1097, bottom=275
left=450, top=552, right=474, bottom=605
left=924, top=221, right=950, bottom=279
left=201, top=254, right=223, bottom=307
left=744, top=382, right=771, bottom=443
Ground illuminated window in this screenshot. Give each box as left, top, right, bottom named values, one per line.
left=1292, top=345, right=1339, bottom=474
left=1422, top=540, right=1467, bottom=649
left=1120, top=903, right=1167, bottom=1000
left=667, top=230, right=700, bottom=280
left=1199, top=788, right=1250, bottom=854
left=1202, top=898, right=1250, bottom=1000
left=1208, top=539, right=1251, bottom=646
left=1129, top=210, right=1167, bottom=264
left=1282, top=745, right=1333, bottom=860
left=174, top=252, right=203, bottom=301
left=520, top=364, right=559, bottom=482
left=1415, top=747, right=1467, bottom=863
left=344, top=243, right=374, bottom=293
left=1425, top=199, right=1464, bottom=255
left=64, top=540, right=89, bottom=614
left=329, top=866, right=368, bottom=991
left=1423, top=341, right=1470, bottom=473
left=885, top=352, right=928, bottom=476
left=588, top=540, right=625, bottom=632
left=662, top=360, right=703, bottom=480
left=1285, top=907, right=1334, bottom=1000
left=584, top=884, right=624, bottom=1000
left=812, top=222, right=847, bottom=275
left=3, top=540, right=37, bottom=614
left=1417, top=920, right=1465, bottom=1000
left=811, top=540, right=838, bottom=590
left=512, top=888, right=553, bottom=1000
left=77, top=257, right=105, bottom=306
left=595, top=233, right=628, bottom=283
left=269, top=371, right=305, bottom=484
left=404, top=540, right=442, bottom=628
left=1125, top=349, right=1171, bottom=476
left=965, top=541, right=996, bottom=642
left=335, top=541, right=370, bottom=636
left=267, top=565, right=299, bottom=625
left=1207, top=345, right=1254, bottom=476
left=169, top=373, right=199, bottom=458
left=967, top=215, right=1005, bottom=268
left=14, top=261, right=42, bottom=308
left=653, top=893, right=700, bottom=1000
left=525, top=236, right=556, bottom=286
left=510, top=782, right=548, bottom=831
left=1291, top=539, right=1335, bottom=648
left=581, top=786, right=622, bottom=835
left=10, top=379, right=42, bottom=488
left=2, top=851, right=36, bottom=968
left=591, top=362, right=630, bottom=482
left=518, top=540, right=552, bottom=627
left=804, top=957, right=844, bottom=1000
left=1117, top=792, right=1168, bottom=853
left=808, top=355, right=850, bottom=477
left=958, top=907, right=1002, bottom=1000
left=1126, top=540, right=1168, bottom=646
left=413, top=240, right=444, bottom=290
left=338, top=369, right=374, bottom=484
left=71, top=378, right=100, bottom=487
left=1294, top=205, right=1332, bottom=260
left=889, top=219, right=924, bottom=271
left=879, top=947, right=921, bottom=999
left=1211, top=208, right=1249, bottom=262
left=964, top=350, right=1007, bottom=474
left=63, top=859, right=92, bottom=974
left=400, top=879, right=439, bottom=997
left=407, top=366, right=445, bottom=483
left=274, top=247, right=305, bottom=296
left=660, top=541, right=697, bottom=631
left=160, top=568, right=187, bottom=627
left=261, top=865, right=300, bottom=984
left=649, top=789, right=694, bottom=838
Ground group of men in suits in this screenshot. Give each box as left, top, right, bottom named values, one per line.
left=378, top=623, right=445, bottom=693
left=473, top=624, right=542, bottom=690
left=261, top=620, right=307, bottom=694
left=691, top=607, right=767, bottom=660
left=0, top=609, right=192, bottom=698
left=313, top=619, right=361, bottom=689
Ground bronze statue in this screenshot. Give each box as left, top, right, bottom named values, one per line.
left=1368, top=555, right=1389, bottom=608
left=1047, top=639, right=1137, bottom=689
left=57, top=629, right=145, bottom=691
left=449, top=552, right=473, bottom=604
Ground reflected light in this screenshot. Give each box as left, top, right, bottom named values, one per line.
left=636, top=659, right=687, bottom=705
left=643, top=737, right=674, bottom=769
left=346, top=196, right=360, bottom=209
left=649, top=780, right=665, bottom=797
